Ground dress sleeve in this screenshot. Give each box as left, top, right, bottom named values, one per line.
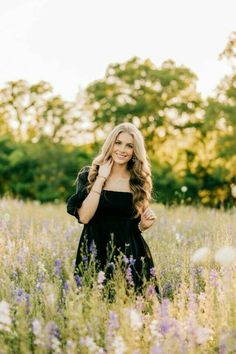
left=66, top=166, right=90, bottom=223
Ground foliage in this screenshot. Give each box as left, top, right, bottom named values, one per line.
left=85, top=57, right=203, bottom=153
left=0, top=80, right=83, bottom=144
left=0, top=135, right=96, bottom=202
left=0, top=199, right=236, bottom=352
left=0, top=33, right=236, bottom=207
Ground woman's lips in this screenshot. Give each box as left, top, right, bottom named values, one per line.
left=116, top=153, right=127, bottom=159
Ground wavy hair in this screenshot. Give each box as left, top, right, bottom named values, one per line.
left=86, top=122, right=152, bottom=217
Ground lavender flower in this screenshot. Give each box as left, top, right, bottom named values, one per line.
left=45, top=321, right=61, bottom=352
left=16, top=288, right=24, bottom=302
left=126, top=266, right=134, bottom=285
left=75, top=275, right=82, bottom=288
left=150, top=345, right=163, bottom=354
left=147, top=284, right=155, bottom=298
left=209, top=269, right=219, bottom=288
left=89, top=241, right=97, bottom=258
left=63, top=280, right=69, bottom=292
left=25, top=293, right=31, bottom=315
left=129, top=255, right=136, bottom=266
left=54, top=259, right=62, bottom=276
left=150, top=267, right=156, bottom=277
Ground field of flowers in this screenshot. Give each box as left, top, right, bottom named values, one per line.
left=0, top=198, right=236, bottom=353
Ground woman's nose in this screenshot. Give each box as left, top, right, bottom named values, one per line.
left=118, top=145, right=126, bottom=152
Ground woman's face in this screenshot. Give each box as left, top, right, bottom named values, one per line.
left=111, top=132, right=134, bottom=165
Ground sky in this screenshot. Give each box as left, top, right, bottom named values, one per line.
left=0, top=0, right=235, bottom=101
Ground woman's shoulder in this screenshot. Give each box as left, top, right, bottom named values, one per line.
left=78, top=165, right=91, bottom=176
left=76, top=165, right=91, bottom=184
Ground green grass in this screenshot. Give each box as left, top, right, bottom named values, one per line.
left=0, top=198, right=236, bottom=353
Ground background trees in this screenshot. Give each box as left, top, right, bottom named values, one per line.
left=0, top=33, right=235, bottom=207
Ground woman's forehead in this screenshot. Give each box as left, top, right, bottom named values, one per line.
left=116, top=132, right=134, bottom=144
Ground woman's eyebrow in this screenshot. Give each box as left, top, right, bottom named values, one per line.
left=116, top=139, right=133, bottom=145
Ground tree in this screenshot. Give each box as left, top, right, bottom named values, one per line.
left=0, top=80, right=83, bottom=144
left=84, top=57, right=203, bottom=153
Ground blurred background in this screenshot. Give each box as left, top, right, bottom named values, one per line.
left=0, top=0, right=235, bottom=207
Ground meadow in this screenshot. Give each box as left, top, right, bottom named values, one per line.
left=0, top=198, right=236, bottom=354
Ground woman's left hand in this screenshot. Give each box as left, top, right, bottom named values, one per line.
left=140, top=207, right=157, bottom=230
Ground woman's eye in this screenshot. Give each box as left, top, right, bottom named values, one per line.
left=115, top=141, right=121, bottom=144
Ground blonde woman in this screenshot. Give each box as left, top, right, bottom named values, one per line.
left=67, top=122, right=160, bottom=297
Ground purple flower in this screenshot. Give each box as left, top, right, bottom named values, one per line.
left=63, top=281, right=69, bottom=292
left=147, top=284, right=155, bottom=297
left=126, top=266, right=134, bottom=285
left=16, top=288, right=24, bottom=302
left=150, top=345, right=163, bottom=354
left=36, top=282, right=43, bottom=291
left=160, top=298, right=170, bottom=317
left=55, top=259, right=62, bottom=267
left=17, top=288, right=23, bottom=297
left=54, top=259, right=62, bottom=276
left=108, top=311, right=119, bottom=330
left=25, top=293, right=31, bottom=315
left=75, top=275, right=82, bottom=288
left=209, top=269, right=218, bottom=288
left=188, top=290, right=197, bottom=313
left=17, top=254, right=23, bottom=264
left=45, top=321, right=61, bottom=350
left=129, top=256, right=136, bottom=266
left=25, top=293, right=30, bottom=301
left=150, top=267, right=156, bottom=277
left=89, top=241, right=97, bottom=258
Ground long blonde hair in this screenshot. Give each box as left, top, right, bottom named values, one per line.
left=87, top=123, right=152, bottom=217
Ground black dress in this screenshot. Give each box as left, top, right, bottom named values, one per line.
left=67, top=166, right=159, bottom=296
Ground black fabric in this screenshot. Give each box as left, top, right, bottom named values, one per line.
left=67, top=166, right=160, bottom=296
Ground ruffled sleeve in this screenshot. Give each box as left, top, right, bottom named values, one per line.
left=66, top=166, right=90, bottom=223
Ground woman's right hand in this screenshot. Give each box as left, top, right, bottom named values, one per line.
left=97, top=158, right=113, bottom=180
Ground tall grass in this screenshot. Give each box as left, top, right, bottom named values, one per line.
left=0, top=198, right=236, bottom=353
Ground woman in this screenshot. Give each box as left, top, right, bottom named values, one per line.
left=67, top=122, right=160, bottom=297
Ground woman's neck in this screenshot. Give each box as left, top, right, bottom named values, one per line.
left=110, top=163, right=130, bottom=178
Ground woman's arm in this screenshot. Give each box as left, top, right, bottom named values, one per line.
left=77, top=176, right=105, bottom=224
left=77, top=159, right=113, bottom=224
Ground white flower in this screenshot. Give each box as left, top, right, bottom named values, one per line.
left=195, top=326, right=213, bottom=344
left=191, top=247, right=211, bottom=265
left=125, top=308, right=143, bottom=331
left=149, top=319, right=163, bottom=341
left=80, top=336, right=102, bottom=354
left=214, top=246, right=236, bottom=267
left=97, top=271, right=106, bottom=286
left=175, top=232, right=183, bottom=243
left=66, top=339, right=76, bottom=352
left=47, top=293, right=56, bottom=306
left=32, top=318, right=45, bottom=347
left=0, top=300, right=12, bottom=332
left=112, top=335, right=127, bottom=354
left=181, top=186, right=188, bottom=193
left=37, top=261, right=47, bottom=273
left=32, top=319, right=42, bottom=337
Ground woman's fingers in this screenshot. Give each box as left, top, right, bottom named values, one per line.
left=143, top=208, right=156, bottom=218
left=143, top=208, right=156, bottom=220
